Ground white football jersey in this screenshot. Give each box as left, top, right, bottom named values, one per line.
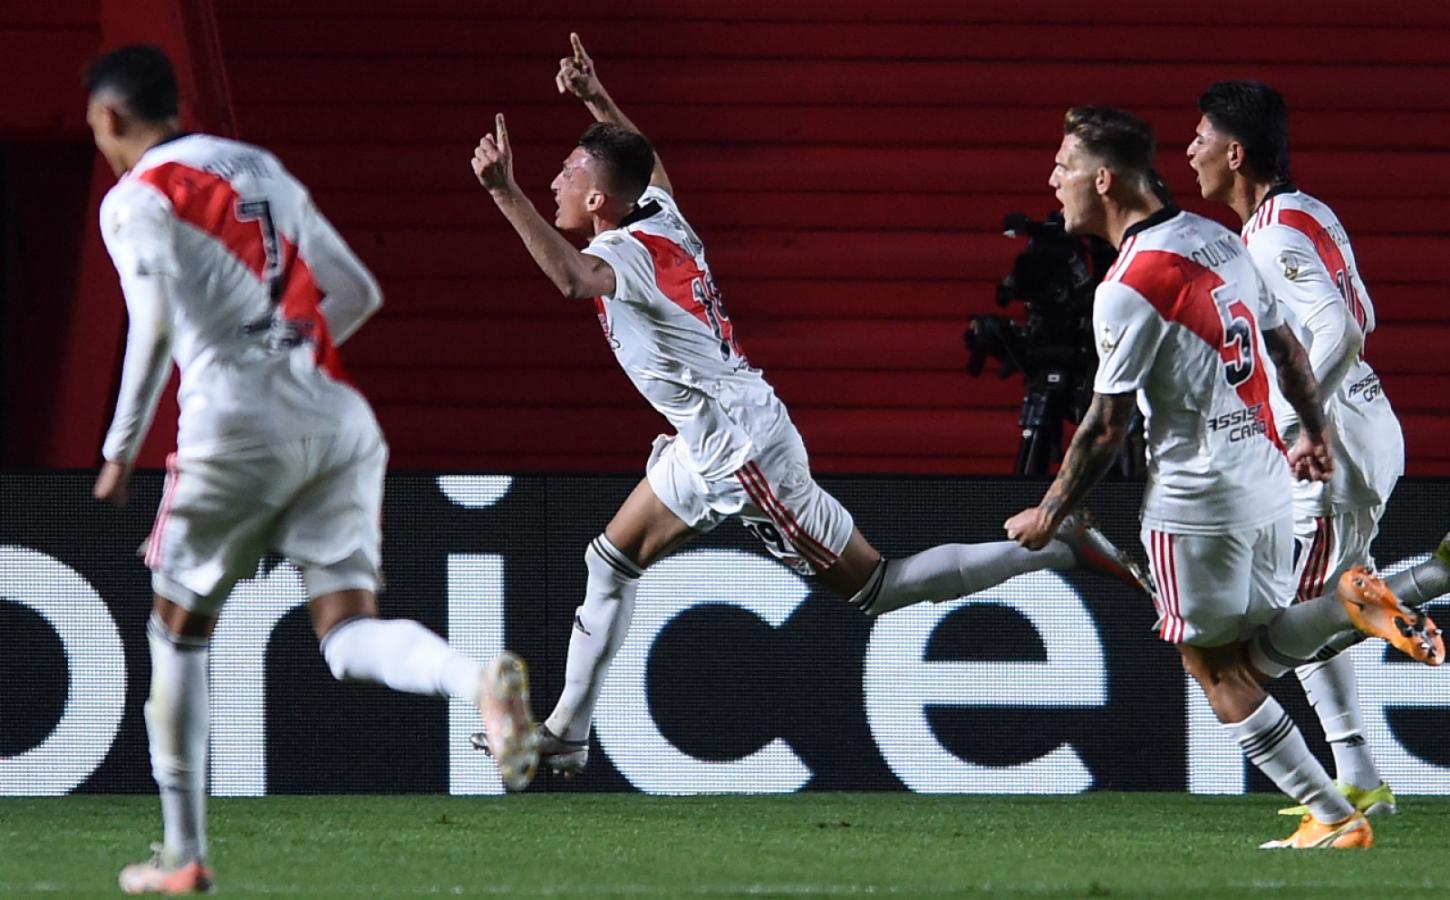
left=1241, top=186, right=1403, bottom=513
left=1094, top=207, right=1291, bottom=534
left=583, top=187, right=791, bottom=479
left=100, top=134, right=379, bottom=460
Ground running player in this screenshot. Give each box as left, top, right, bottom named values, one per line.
left=466, top=35, right=1152, bottom=775
left=1006, top=106, right=1439, bottom=849
left=85, top=46, right=537, bottom=894
left=1189, top=80, right=1450, bottom=820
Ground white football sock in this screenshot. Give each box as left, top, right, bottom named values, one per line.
left=1387, top=550, right=1450, bottom=607
left=1249, top=593, right=1354, bottom=677
left=320, top=617, right=482, bottom=703
left=1227, top=695, right=1354, bottom=824
left=1296, top=653, right=1380, bottom=790
left=850, top=540, right=1074, bottom=616
left=145, top=615, right=209, bottom=866
left=546, top=535, right=642, bottom=743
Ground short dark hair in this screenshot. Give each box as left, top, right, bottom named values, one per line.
left=577, top=123, right=654, bottom=201
left=1198, top=80, right=1291, bottom=183
left=84, top=45, right=179, bottom=122
left=1063, top=106, right=1155, bottom=179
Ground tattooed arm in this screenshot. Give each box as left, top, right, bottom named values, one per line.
left=1004, top=391, right=1138, bottom=550
left=1262, top=321, right=1333, bottom=482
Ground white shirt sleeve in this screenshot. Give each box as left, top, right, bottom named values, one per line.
left=1092, top=281, right=1165, bottom=395
left=1248, top=227, right=1361, bottom=393
left=99, top=186, right=177, bottom=463
left=581, top=230, right=655, bottom=306
left=298, top=194, right=382, bottom=345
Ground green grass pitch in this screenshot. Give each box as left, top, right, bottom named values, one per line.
left=2, top=793, right=1448, bottom=897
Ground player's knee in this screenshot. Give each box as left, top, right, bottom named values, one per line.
left=1179, top=642, right=1242, bottom=686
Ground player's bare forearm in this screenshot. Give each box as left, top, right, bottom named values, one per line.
left=1039, top=392, right=1137, bottom=523
left=489, top=185, right=614, bottom=298
left=581, top=87, right=637, bottom=134
left=1263, top=323, right=1327, bottom=437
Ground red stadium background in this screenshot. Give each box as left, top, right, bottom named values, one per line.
left=4, top=0, right=1448, bottom=475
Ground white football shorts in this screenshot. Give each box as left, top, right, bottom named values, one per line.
left=1142, top=514, right=1295, bottom=647
left=1291, top=504, right=1383, bottom=604
left=645, top=427, right=854, bottom=576
left=143, top=428, right=386, bottom=615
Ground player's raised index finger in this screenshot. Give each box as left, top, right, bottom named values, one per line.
left=496, top=113, right=509, bottom=150
left=570, top=32, right=590, bottom=63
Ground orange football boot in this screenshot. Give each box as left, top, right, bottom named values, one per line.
left=1339, top=566, right=1444, bottom=666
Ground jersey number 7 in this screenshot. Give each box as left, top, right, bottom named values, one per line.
left=235, top=198, right=305, bottom=348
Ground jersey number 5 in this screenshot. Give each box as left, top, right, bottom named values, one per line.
left=1220, top=299, right=1256, bottom=388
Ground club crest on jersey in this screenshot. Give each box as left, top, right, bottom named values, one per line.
left=1278, top=253, right=1301, bottom=282
left=1099, top=324, right=1119, bottom=354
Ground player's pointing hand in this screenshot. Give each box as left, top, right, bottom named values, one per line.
left=556, top=32, right=602, bottom=102
left=471, top=113, right=515, bottom=193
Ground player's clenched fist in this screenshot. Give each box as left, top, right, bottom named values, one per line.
left=471, top=113, right=514, bottom=193
left=556, top=32, right=602, bottom=101
left=1004, top=506, right=1057, bottom=550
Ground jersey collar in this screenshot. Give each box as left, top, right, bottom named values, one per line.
left=1247, top=181, right=1298, bottom=220
left=1120, top=203, right=1181, bottom=242
left=620, top=200, right=661, bottom=227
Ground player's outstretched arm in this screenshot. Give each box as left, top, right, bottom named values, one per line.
left=1005, top=391, right=1137, bottom=549
left=557, top=32, right=674, bottom=196
left=1263, top=322, right=1334, bottom=482
left=472, top=113, right=616, bottom=299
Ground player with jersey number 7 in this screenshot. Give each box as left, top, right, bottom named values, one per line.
left=84, top=45, right=538, bottom=895
left=467, top=33, right=1155, bottom=776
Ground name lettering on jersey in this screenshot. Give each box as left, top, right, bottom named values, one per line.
left=1205, top=403, right=1271, bottom=443
left=1348, top=373, right=1383, bottom=403
left=1189, top=235, right=1244, bottom=271
left=1318, top=220, right=1350, bottom=247
left=664, top=211, right=705, bottom=259
left=203, top=153, right=273, bottom=181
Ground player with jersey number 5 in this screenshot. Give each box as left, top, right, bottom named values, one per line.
left=1188, top=79, right=1450, bottom=825
left=467, top=34, right=1154, bottom=775
left=85, top=45, right=538, bottom=895
left=1005, top=106, right=1442, bottom=851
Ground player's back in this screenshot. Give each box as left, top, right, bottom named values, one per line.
left=583, top=187, right=790, bottom=479
left=1241, top=187, right=1402, bottom=511
left=1094, top=208, right=1290, bottom=533
left=102, top=134, right=377, bottom=455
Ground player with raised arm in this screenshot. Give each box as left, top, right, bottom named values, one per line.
left=1005, top=106, right=1441, bottom=850
left=84, top=46, right=537, bottom=894
left=467, top=35, right=1153, bottom=775
left=1189, top=80, right=1450, bottom=821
